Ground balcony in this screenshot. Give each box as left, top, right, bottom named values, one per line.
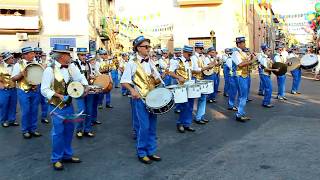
left=0, top=16, right=40, bottom=33
left=177, top=0, right=223, bottom=6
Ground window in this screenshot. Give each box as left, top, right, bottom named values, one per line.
left=58, top=3, right=70, bottom=21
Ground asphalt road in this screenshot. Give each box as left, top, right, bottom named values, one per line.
left=0, top=74, right=319, bottom=180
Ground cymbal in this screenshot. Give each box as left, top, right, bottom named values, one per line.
left=287, top=57, right=301, bottom=72
left=272, top=62, right=287, bottom=76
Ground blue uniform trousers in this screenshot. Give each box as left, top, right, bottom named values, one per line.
left=98, top=92, right=111, bottom=106
left=277, top=75, right=286, bottom=98
left=40, top=94, right=48, bottom=119
left=236, top=76, right=249, bottom=118
left=131, top=98, right=157, bottom=157
left=223, top=65, right=230, bottom=96
left=258, top=67, right=265, bottom=95
left=195, top=95, right=206, bottom=121
left=247, top=75, right=251, bottom=99
left=111, top=70, right=119, bottom=87
left=261, top=74, right=272, bottom=106
left=0, top=88, right=17, bottom=123
left=177, top=98, right=194, bottom=127
left=49, top=105, right=75, bottom=163
left=228, top=76, right=239, bottom=109
left=291, top=68, right=301, bottom=93
left=17, top=89, right=39, bottom=133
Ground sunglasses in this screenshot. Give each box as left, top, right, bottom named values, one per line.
left=139, top=45, right=152, bottom=49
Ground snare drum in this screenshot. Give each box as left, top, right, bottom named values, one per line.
left=145, top=88, right=174, bottom=114
left=166, top=85, right=188, bottom=103
left=25, top=63, right=44, bottom=85
left=198, top=80, right=214, bottom=95
left=67, top=82, right=84, bottom=98
left=187, top=83, right=201, bottom=98
left=93, top=74, right=113, bottom=92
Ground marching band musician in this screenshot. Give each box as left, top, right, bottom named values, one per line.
left=169, top=45, right=197, bottom=133
left=76, top=54, right=100, bottom=138
left=222, top=48, right=232, bottom=97
left=274, top=44, right=287, bottom=100
left=258, top=44, right=279, bottom=108
left=73, top=48, right=94, bottom=138
left=120, top=36, right=162, bottom=164
left=288, top=46, right=301, bottom=95
left=41, top=44, right=88, bottom=171
left=171, top=47, right=183, bottom=113
left=227, top=48, right=239, bottom=111
left=204, top=46, right=220, bottom=103
left=257, top=45, right=266, bottom=96
left=243, top=48, right=253, bottom=102
left=191, top=42, right=214, bottom=125
left=12, top=47, right=42, bottom=138
left=158, top=48, right=171, bottom=86
left=97, top=49, right=114, bottom=109
left=231, top=37, right=255, bottom=122
left=119, top=52, right=130, bottom=96
left=111, top=55, right=120, bottom=89
left=0, top=52, right=18, bottom=128
left=34, top=47, right=50, bottom=124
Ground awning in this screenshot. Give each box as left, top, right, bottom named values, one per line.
left=0, top=0, right=39, bottom=10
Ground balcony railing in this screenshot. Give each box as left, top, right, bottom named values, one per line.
left=0, top=15, right=39, bottom=33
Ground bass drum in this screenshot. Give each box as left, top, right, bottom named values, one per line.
left=301, top=54, right=318, bottom=70
left=93, top=74, right=113, bottom=92
left=272, top=62, right=287, bottom=76
left=145, top=88, right=174, bottom=115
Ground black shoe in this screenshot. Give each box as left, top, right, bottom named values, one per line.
left=76, top=131, right=83, bottom=138
left=184, top=126, right=196, bottom=132
left=262, top=104, right=274, bottom=108
left=98, top=105, right=103, bottom=109
left=177, top=125, right=185, bottom=133
left=41, top=119, right=50, bottom=124
left=283, top=97, right=288, bottom=100
left=228, top=107, right=238, bottom=111
left=84, top=132, right=95, bottom=137
left=30, top=131, right=42, bottom=137
left=23, top=132, right=32, bottom=139
left=148, top=155, right=162, bottom=161
left=194, top=120, right=206, bottom=125
left=174, top=109, right=181, bottom=113
left=62, top=157, right=82, bottom=163
left=115, top=86, right=120, bottom=88
left=247, top=98, right=253, bottom=102
left=223, top=93, right=229, bottom=97
left=92, top=121, right=102, bottom=125
left=105, top=105, right=113, bottom=108
left=236, top=116, right=250, bottom=123
left=258, top=92, right=264, bottom=96
left=203, top=119, right=209, bottom=123
left=291, top=91, right=297, bottom=95
left=53, top=161, right=64, bottom=171
left=138, top=156, right=152, bottom=164
left=296, top=92, right=301, bottom=94
left=2, top=122, right=9, bottom=128
left=217, top=90, right=221, bottom=93
left=208, top=99, right=216, bottom=103
left=8, top=122, right=19, bottom=126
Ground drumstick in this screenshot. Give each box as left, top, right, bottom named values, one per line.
left=149, top=59, right=166, bottom=85
left=49, top=101, right=64, bottom=115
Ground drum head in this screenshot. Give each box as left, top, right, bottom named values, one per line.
left=94, top=74, right=112, bottom=91
left=146, top=88, right=173, bottom=108
left=287, top=57, right=301, bottom=72
left=26, top=63, right=44, bottom=85
left=272, top=62, right=287, bottom=76
left=67, top=82, right=84, bottom=98
left=301, top=54, right=318, bottom=69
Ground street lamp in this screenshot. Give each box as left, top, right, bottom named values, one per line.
left=210, top=30, right=215, bottom=47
